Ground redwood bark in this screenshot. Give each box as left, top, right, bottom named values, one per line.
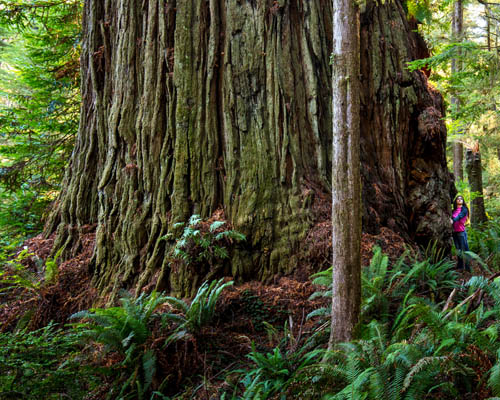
left=45, top=0, right=453, bottom=298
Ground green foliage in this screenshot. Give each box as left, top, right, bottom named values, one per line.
left=71, top=291, right=168, bottom=399
left=0, top=323, right=98, bottom=399
left=308, top=247, right=458, bottom=324
left=0, top=247, right=40, bottom=292
left=165, top=215, right=245, bottom=266
left=0, top=246, right=63, bottom=295
left=303, top=247, right=500, bottom=399
left=405, top=0, right=432, bottom=23
left=0, top=0, right=81, bottom=242
left=234, top=322, right=324, bottom=400
left=0, top=188, right=49, bottom=244
left=163, top=278, right=233, bottom=344
left=490, top=349, right=500, bottom=396
left=467, top=220, right=500, bottom=270
left=323, top=320, right=464, bottom=400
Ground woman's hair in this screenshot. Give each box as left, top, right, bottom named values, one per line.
left=453, top=195, right=469, bottom=214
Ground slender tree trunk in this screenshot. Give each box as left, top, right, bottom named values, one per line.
left=487, top=9, right=491, bottom=51
left=466, top=147, right=488, bottom=226
left=328, top=0, right=361, bottom=344
left=452, top=0, right=464, bottom=182
left=45, top=0, right=453, bottom=300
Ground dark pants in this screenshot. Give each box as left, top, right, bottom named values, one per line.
left=452, top=231, right=470, bottom=271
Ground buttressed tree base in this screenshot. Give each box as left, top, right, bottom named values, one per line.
left=45, top=0, right=452, bottom=298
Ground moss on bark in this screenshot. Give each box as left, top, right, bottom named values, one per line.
left=45, top=0, right=453, bottom=299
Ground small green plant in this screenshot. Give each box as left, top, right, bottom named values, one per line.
left=163, top=278, right=233, bottom=344
left=306, top=266, right=332, bottom=320
left=71, top=291, right=168, bottom=399
left=393, top=256, right=458, bottom=297
left=0, top=246, right=64, bottom=294
left=166, top=214, right=245, bottom=265
left=0, top=248, right=39, bottom=293
left=489, top=349, right=500, bottom=396
left=44, top=247, right=63, bottom=284
left=307, top=247, right=404, bottom=322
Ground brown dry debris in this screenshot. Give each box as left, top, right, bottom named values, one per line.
left=361, top=227, right=410, bottom=265
left=0, top=231, right=97, bottom=330
left=218, top=277, right=328, bottom=343
left=303, top=216, right=409, bottom=281
left=299, top=180, right=409, bottom=281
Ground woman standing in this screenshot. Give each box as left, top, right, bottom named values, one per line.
left=451, top=195, right=470, bottom=272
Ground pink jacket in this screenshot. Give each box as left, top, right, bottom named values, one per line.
left=452, top=206, right=468, bottom=232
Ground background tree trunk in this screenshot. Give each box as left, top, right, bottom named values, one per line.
left=465, top=148, right=488, bottom=226
left=329, top=0, right=361, bottom=344
left=452, top=0, right=464, bottom=182
left=45, top=0, right=453, bottom=298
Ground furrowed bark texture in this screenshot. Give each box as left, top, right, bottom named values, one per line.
left=46, top=0, right=453, bottom=298
left=329, top=0, right=361, bottom=343
left=360, top=3, right=452, bottom=248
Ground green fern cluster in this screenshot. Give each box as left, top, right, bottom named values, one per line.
left=308, top=246, right=458, bottom=325
left=165, top=215, right=245, bottom=266
left=302, top=246, right=500, bottom=399
left=467, top=220, right=500, bottom=270
left=71, top=291, right=169, bottom=399
left=234, top=323, right=324, bottom=400
left=0, top=246, right=64, bottom=295
left=324, top=322, right=456, bottom=399
left=163, top=278, right=233, bottom=344
left=70, top=279, right=232, bottom=399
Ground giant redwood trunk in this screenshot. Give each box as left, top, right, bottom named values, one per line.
left=46, top=0, right=453, bottom=298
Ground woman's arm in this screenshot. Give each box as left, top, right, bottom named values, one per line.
left=452, top=207, right=468, bottom=222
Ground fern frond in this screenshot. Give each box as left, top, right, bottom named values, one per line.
left=306, top=307, right=330, bottom=320
left=402, top=356, right=445, bottom=392
left=489, top=353, right=500, bottom=395
left=142, top=349, right=156, bottom=392
left=210, top=220, right=226, bottom=232
left=165, top=296, right=189, bottom=313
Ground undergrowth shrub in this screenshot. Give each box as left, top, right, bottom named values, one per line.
left=0, top=188, right=50, bottom=246
left=163, top=278, right=233, bottom=344
left=308, top=246, right=459, bottom=325
left=230, top=321, right=324, bottom=400
left=163, top=214, right=245, bottom=297
left=70, top=279, right=233, bottom=399
left=71, top=291, right=169, bottom=399
left=165, top=214, right=245, bottom=266
left=302, top=246, right=500, bottom=399
left=0, top=323, right=98, bottom=399
left=0, top=246, right=63, bottom=294
left=323, top=320, right=466, bottom=400
left=467, top=220, right=500, bottom=270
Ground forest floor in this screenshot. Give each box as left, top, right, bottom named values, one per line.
left=1, top=226, right=479, bottom=399
left=1, top=226, right=408, bottom=331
